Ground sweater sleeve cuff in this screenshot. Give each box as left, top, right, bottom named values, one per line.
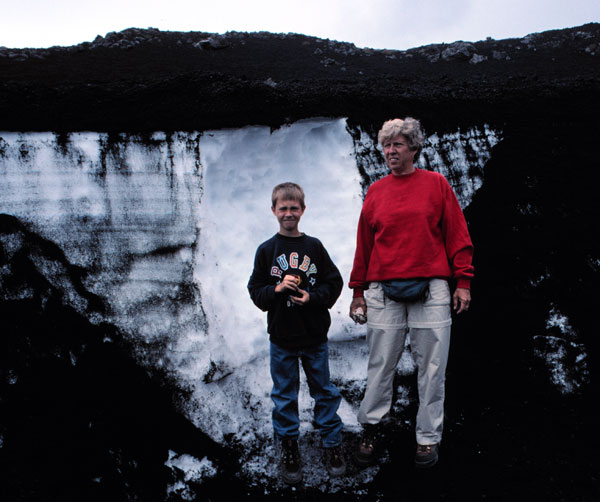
left=352, top=288, right=365, bottom=298
left=456, top=278, right=471, bottom=289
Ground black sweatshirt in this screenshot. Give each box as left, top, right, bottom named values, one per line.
left=247, top=233, right=343, bottom=348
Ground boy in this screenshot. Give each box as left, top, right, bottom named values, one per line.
left=247, top=182, right=346, bottom=485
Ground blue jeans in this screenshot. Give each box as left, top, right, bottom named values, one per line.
left=270, top=341, right=343, bottom=448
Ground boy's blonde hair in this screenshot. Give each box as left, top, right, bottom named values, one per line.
left=271, top=182, right=305, bottom=209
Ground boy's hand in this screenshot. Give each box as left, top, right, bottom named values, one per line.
left=289, top=289, right=310, bottom=305
left=275, top=275, right=301, bottom=294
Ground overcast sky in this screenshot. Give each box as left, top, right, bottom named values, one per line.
left=2, top=0, right=599, bottom=50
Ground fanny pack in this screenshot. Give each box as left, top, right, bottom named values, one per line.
left=381, top=279, right=430, bottom=302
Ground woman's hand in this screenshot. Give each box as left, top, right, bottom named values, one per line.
left=349, top=297, right=367, bottom=324
left=453, top=287, right=471, bottom=314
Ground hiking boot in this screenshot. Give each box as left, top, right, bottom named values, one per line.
left=415, top=443, right=439, bottom=468
left=354, top=425, right=379, bottom=467
left=279, top=438, right=302, bottom=484
left=324, top=444, right=347, bottom=477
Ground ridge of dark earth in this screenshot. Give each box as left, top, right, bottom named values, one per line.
left=0, top=24, right=599, bottom=132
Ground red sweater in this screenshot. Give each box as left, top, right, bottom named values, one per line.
left=349, top=169, right=474, bottom=297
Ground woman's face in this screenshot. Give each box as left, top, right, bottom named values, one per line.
left=382, top=134, right=415, bottom=175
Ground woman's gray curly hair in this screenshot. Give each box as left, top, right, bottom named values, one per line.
left=378, top=117, right=425, bottom=160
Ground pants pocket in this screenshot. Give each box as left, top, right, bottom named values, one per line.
left=364, top=282, right=386, bottom=309
left=423, top=279, right=451, bottom=306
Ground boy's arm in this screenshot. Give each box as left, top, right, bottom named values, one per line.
left=307, top=245, right=343, bottom=309
left=247, top=248, right=277, bottom=312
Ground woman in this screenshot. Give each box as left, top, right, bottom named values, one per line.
left=349, top=117, right=473, bottom=468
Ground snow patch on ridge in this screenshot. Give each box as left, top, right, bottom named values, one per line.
left=422, top=125, right=501, bottom=207
left=533, top=306, right=589, bottom=394
left=0, top=119, right=527, bottom=492
left=165, top=451, right=217, bottom=500
left=188, top=119, right=367, bottom=447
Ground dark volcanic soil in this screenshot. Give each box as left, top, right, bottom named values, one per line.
left=1, top=24, right=599, bottom=132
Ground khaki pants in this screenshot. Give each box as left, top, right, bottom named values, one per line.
left=357, top=279, right=452, bottom=445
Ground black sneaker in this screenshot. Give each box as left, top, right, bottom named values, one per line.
left=279, top=438, right=302, bottom=484
left=324, top=444, right=347, bottom=477
left=414, top=443, right=439, bottom=468
left=353, top=425, right=379, bottom=467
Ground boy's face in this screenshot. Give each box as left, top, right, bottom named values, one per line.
left=272, top=198, right=305, bottom=236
